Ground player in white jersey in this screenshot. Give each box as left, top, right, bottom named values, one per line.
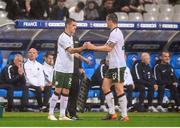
left=48, top=18, right=88, bottom=121
left=84, top=13, right=129, bottom=121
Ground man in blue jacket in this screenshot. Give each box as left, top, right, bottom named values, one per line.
left=0, top=54, right=28, bottom=111
left=131, top=52, right=158, bottom=112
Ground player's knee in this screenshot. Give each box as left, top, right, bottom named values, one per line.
left=115, top=87, right=124, bottom=96
left=102, top=85, right=110, bottom=94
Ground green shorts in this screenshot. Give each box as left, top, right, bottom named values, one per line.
left=52, top=71, right=72, bottom=89
left=105, top=67, right=126, bottom=83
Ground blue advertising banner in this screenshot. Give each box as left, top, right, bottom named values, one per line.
left=15, top=20, right=180, bottom=30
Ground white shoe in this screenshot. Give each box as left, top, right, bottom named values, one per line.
left=48, top=115, right=57, bottom=121
left=148, top=106, right=158, bottom=112
left=59, top=116, right=72, bottom=120
left=99, top=105, right=108, bottom=112
left=157, top=105, right=166, bottom=112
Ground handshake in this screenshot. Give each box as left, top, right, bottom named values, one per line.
left=82, top=42, right=95, bottom=50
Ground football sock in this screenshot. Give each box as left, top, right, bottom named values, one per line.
left=49, top=92, right=59, bottom=115
left=118, top=93, right=128, bottom=117
left=105, top=91, right=115, bottom=114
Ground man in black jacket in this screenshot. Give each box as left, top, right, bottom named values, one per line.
left=29, top=0, right=46, bottom=19
left=66, top=37, right=90, bottom=120
left=50, top=0, right=69, bottom=20
left=131, top=52, right=158, bottom=112
left=98, top=0, right=115, bottom=20
left=154, top=51, right=180, bottom=112
left=0, top=54, right=28, bottom=111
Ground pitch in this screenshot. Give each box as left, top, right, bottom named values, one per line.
left=0, top=112, right=180, bottom=127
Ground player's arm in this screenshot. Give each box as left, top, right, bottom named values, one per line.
left=84, top=42, right=115, bottom=52
left=66, top=46, right=85, bottom=54
left=74, top=53, right=91, bottom=64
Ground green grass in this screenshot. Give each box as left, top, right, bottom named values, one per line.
left=0, top=112, right=180, bottom=127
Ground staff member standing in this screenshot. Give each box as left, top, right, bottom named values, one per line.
left=66, top=37, right=90, bottom=120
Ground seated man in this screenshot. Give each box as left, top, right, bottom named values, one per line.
left=154, top=51, right=180, bottom=112
left=91, top=58, right=109, bottom=112
left=124, top=66, right=135, bottom=111
left=131, top=52, right=158, bottom=112
left=42, top=52, right=54, bottom=111
left=0, top=54, right=28, bottom=111
left=24, top=48, right=51, bottom=111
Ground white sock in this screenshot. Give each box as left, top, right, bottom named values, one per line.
left=118, top=94, right=128, bottom=118
left=49, top=93, right=59, bottom=115
left=105, top=92, right=115, bottom=114
left=60, top=94, right=69, bottom=117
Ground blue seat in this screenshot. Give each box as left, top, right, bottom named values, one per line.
left=28, top=91, right=36, bottom=98
left=171, top=53, right=180, bottom=79
left=126, top=53, right=139, bottom=69
left=175, top=70, right=180, bottom=79
left=36, top=51, right=45, bottom=64
left=0, top=89, right=36, bottom=98
left=13, top=91, right=36, bottom=98
left=88, top=89, right=100, bottom=98
left=13, top=91, right=23, bottom=97
left=150, top=53, right=160, bottom=68
left=88, top=90, right=95, bottom=98
left=0, top=52, right=3, bottom=72
left=154, top=91, right=158, bottom=98
left=132, top=91, right=139, bottom=98
left=164, top=89, right=171, bottom=98
left=131, top=90, right=158, bottom=98
left=0, top=89, right=7, bottom=97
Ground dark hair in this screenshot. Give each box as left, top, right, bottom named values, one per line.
left=77, top=1, right=85, bottom=10
left=106, top=13, right=118, bottom=23
left=65, top=18, right=76, bottom=27
left=100, top=59, right=106, bottom=65
left=160, top=51, right=170, bottom=56
left=44, top=51, right=54, bottom=58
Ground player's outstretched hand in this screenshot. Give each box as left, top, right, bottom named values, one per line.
left=83, top=42, right=90, bottom=49
left=83, top=42, right=95, bottom=50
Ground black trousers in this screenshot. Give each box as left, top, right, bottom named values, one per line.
left=28, top=85, right=52, bottom=108
left=67, top=74, right=79, bottom=116
left=0, top=82, right=29, bottom=110
left=158, top=84, right=180, bottom=106
left=135, top=83, right=154, bottom=106
left=126, top=85, right=133, bottom=107
left=100, top=87, right=105, bottom=105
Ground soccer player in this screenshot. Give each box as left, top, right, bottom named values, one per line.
left=84, top=13, right=129, bottom=121
left=48, top=18, right=87, bottom=120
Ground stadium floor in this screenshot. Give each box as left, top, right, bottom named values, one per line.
left=0, top=112, right=180, bottom=127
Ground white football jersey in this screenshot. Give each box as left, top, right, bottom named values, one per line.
left=106, top=27, right=126, bottom=69
left=54, top=32, right=74, bottom=73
